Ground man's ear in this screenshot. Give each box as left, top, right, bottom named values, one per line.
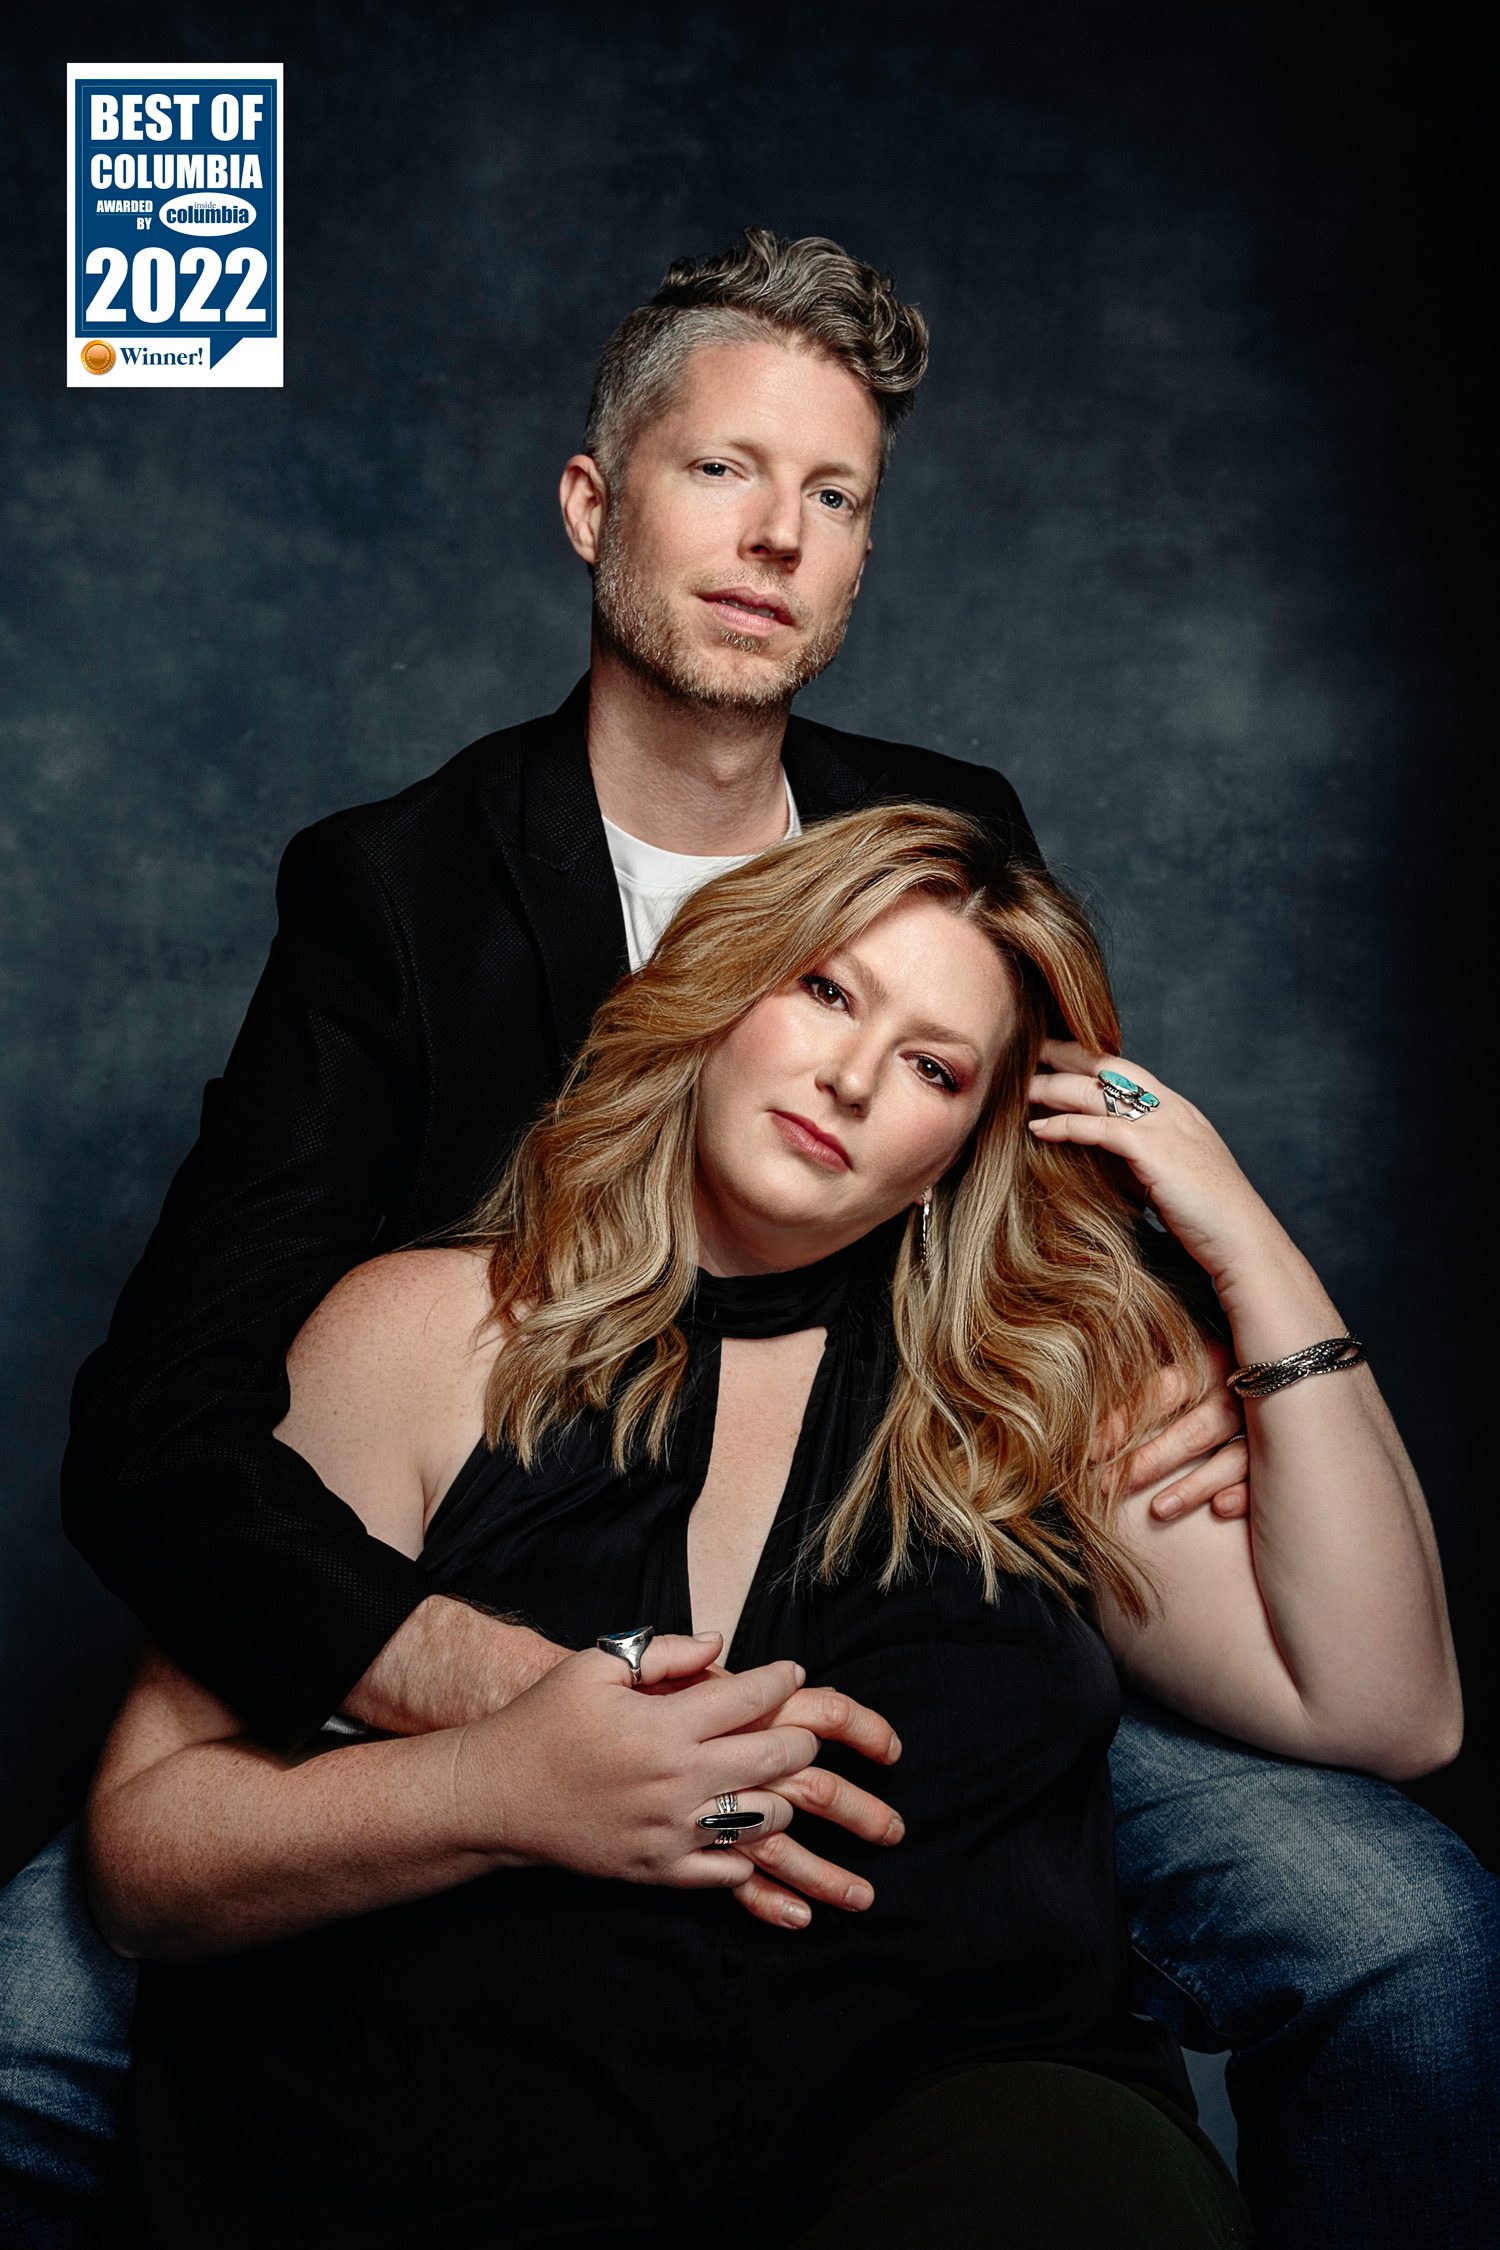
left=559, top=455, right=608, bottom=566
left=853, top=535, right=873, bottom=598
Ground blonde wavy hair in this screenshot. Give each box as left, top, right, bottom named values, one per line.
left=468, top=803, right=1211, bottom=1621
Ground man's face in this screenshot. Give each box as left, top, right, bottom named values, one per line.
left=590, top=338, right=881, bottom=714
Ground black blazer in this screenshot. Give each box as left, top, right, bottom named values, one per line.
left=62, top=676, right=1038, bottom=1743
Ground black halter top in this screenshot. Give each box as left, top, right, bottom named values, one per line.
left=134, top=1224, right=1187, bottom=2250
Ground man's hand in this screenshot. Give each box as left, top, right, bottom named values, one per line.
left=645, top=1636, right=905, bottom=1930
left=714, top=1671, right=905, bottom=1932
left=1096, top=1343, right=1249, bottom=1523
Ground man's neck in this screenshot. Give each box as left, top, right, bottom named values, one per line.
left=586, top=638, right=793, bottom=855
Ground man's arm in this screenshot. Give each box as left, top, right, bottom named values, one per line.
left=63, top=816, right=442, bottom=1744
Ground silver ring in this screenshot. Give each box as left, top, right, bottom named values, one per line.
left=1098, top=1067, right=1160, bottom=1122
left=696, top=1789, right=768, bottom=1846
left=595, top=1624, right=655, bottom=1686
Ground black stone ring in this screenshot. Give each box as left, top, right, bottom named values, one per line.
left=697, top=1790, right=768, bottom=1846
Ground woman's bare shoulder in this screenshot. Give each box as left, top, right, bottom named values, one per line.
left=287, top=1247, right=497, bottom=1390
left=278, top=1250, right=502, bottom=1544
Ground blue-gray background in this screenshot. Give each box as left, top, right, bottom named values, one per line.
left=2, top=0, right=1488, bottom=1895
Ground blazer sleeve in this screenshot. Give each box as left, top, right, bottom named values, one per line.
left=964, top=761, right=1044, bottom=869
left=868, top=741, right=1044, bottom=871
left=61, top=817, right=437, bottom=1746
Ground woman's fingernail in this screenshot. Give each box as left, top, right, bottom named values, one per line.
left=845, top=1881, right=874, bottom=1910
left=784, top=1900, right=811, bottom=1927
left=883, top=1816, right=905, bottom=1845
left=1155, top=1495, right=1182, bottom=1519
left=793, top=1664, right=807, bottom=1687
left=887, top=1733, right=902, bottom=1760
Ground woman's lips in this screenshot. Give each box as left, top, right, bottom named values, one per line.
left=770, top=1111, right=851, bottom=1170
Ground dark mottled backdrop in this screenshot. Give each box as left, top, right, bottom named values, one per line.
left=2, top=0, right=1488, bottom=1904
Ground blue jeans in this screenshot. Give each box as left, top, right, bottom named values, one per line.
left=2, top=1700, right=1495, bottom=2248
left=0, top=1826, right=138, bottom=2249
left=1111, top=1695, right=1499, bottom=2248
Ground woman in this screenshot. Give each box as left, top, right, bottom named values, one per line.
left=86, top=805, right=1459, bottom=2248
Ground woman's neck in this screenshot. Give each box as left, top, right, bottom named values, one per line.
left=693, top=1213, right=871, bottom=1280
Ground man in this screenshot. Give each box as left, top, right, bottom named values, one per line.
left=2, top=228, right=1494, bottom=2248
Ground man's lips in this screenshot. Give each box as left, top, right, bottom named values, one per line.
left=699, top=589, right=795, bottom=636
left=770, top=1111, right=851, bottom=1171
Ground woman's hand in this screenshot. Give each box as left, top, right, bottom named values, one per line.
left=451, top=1633, right=896, bottom=1923
left=1035, top=1055, right=1461, bottom=1780
left=1027, top=1038, right=1285, bottom=1289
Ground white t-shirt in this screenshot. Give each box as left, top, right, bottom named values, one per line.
left=603, top=774, right=802, bottom=972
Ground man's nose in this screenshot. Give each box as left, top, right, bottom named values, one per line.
left=742, top=479, right=802, bottom=564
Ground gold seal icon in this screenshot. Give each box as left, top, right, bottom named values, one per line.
left=80, top=340, right=116, bottom=375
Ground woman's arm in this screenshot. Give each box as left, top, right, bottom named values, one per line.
left=272, top=1247, right=571, bottom=1727
left=86, top=1643, right=498, bottom=1958
left=1030, top=1041, right=1462, bottom=1781
left=84, top=1248, right=898, bottom=1956
left=84, top=1629, right=822, bottom=1961
left=84, top=1247, right=528, bottom=1956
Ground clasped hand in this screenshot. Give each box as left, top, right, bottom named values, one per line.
left=452, top=1629, right=903, bottom=1932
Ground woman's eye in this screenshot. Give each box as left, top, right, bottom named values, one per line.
left=913, top=1054, right=960, bottom=1093
left=698, top=461, right=731, bottom=478
left=801, top=973, right=848, bottom=1009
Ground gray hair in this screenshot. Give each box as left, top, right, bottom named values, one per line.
left=584, top=226, right=929, bottom=493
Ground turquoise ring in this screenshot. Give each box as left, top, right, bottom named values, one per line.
left=1098, top=1068, right=1161, bottom=1120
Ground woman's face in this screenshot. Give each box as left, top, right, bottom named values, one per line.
left=693, top=892, right=1017, bottom=1274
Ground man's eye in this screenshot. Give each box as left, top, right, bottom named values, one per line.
left=801, top=973, right=848, bottom=1009
left=816, top=489, right=850, bottom=511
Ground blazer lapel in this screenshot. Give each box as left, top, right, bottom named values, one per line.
left=491, top=674, right=631, bottom=1069
left=485, top=687, right=869, bottom=1072
left=780, top=711, right=871, bottom=821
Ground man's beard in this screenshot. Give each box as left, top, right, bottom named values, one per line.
left=592, top=504, right=856, bottom=715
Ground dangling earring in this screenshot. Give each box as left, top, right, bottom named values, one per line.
left=917, top=1190, right=932, bottom=1264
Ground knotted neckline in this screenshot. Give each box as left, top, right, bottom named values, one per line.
left=684, top=1217, right=903, bottom=1340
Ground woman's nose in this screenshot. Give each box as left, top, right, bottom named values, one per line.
left=818, top=1042, right=877, bottom=1111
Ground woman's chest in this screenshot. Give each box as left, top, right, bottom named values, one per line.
left=421, top=1314, right=1119, bottom=1775
left=685, top=1328, right=827, bottom=1656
